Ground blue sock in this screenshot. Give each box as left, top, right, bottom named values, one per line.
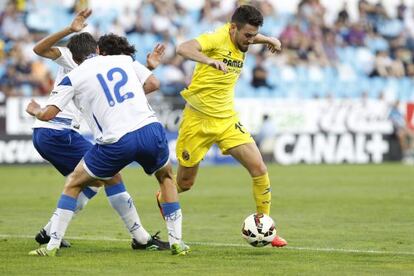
left=105, top=182, right=126, bottom=196
left=47, top=194, right=77, bottom=250
left=57, top=194, right=77, bottom=211
left=74, top=187, right=98, bottom=214
left=161, top=202, right=181, bottom=217
left=82, top=187, right=98, bottom=199
left=105, top=182, right=150, bottom=244
left=161, top=202, right=182, bottom=246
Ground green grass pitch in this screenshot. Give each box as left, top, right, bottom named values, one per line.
left=0, top=164, right=413, bottom=275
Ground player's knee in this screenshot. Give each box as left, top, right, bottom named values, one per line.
left=155, top=165, right=174, bottom=184
left=63, top=172, right=84, bottom=196
left=177, top=177, right=194, bottom=191
left=250, top=161, right=267, bottom=177
left=110, top=173, right=122, bottom=184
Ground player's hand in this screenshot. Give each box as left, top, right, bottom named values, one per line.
left=207, top=59, right=228, bottom=73
left=146, top=43, right=166, bottom=70
left=26, top=99, right=41, bottom=116
left=70, top=8, right=92, bottom=32
left=266, top=37, right=282, bottom=54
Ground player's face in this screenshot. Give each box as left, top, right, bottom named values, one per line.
left=234, top=23, right=259, bottom=52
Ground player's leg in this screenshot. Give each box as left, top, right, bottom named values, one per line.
left=176, top=164, right=199, bottom=191
left=32, top=128, right=99, bottom=247
left=136, top=122, right=189, bottom=255
left=175, top=106, right=214, bottom=191
left=154, top=163, right=188, bottom=255
left=218, top=118, right=287, bottom=247
left=82, top=141, right=169, bottom=251
left=156, top=106, right=212, bottom=213
left=226, top=143, right=271, bottom=214
left=156, top=164, right=199, bottom=218
left=102, top=173, right=168, bottom=250
left=216, top=117, right=271, bottom=214
left=227, top=143, right=287, bottom=247
left=29, top=160, right=95, bottom=256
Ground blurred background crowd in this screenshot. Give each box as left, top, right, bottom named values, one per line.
left=1, top=0, right=414, bottom=163
left=1, top=0, right=414, bottom=101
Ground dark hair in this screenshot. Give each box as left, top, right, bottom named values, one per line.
left=231, top=5, right=263, bottom=29
left=67, top=32, right=97, bottom=64
left=97, top=34, right=136, bottom=58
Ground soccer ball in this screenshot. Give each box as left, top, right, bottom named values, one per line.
left=241, top=213, right=276, bottom=247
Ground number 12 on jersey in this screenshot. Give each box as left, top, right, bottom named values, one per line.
left=97, top=67, right=135, bottom=106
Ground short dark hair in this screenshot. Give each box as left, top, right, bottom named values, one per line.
left=231, top=5, right=263, bottom=29
left=97, top=34, right=136, bottom=58
left=67, top=32, right=97, bottom=64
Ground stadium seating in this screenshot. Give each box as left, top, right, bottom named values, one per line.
left=1, top=1, right=413, bottom=101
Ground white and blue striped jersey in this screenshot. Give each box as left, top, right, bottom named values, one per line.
left=46, top=55, right=157, bottom=144
left=32, top=47, right=83, bottom=130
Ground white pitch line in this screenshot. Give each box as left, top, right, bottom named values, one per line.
left=1, top=234, right=413, bottom=256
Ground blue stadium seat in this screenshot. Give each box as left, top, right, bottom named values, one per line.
left=398, top=78, right=412, bottom=101
left=235, top=78, right=251, bottom=97
left=21, top=84, right=33, bottom=97
left=0, top=65, right=5, bottom=78
left=369, top=77, right=386, bottom=98
left=284, top=82, right=303, bottom=99
left=49, top=7, right=72, bottom=33
left=256, top=86, right=272, bottom=98
left=26, top=9, right=54, bottom=32
left=44, top=59, right=59, bottom=79
left=267, top=67, right=280, bottom=87
left=126, top=33, right=147, bottom=63
left=244, top=55, right=255, bottom=71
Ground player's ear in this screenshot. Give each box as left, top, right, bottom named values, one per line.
left=230, top=23, right=237, bottom=31
left=96, top=47, right=100, bottom=55
left=229, top=23, right=238, bottom=36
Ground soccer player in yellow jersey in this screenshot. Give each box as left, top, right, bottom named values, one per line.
left=158, top=5, right=287, bottom=247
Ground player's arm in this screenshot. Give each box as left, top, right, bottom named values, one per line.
left=26, top=76, right=75, bottom=121
left=143, top=75, right=160, bottom=94
left=33, top=8, right=92, bottom=60
left=252, top=33, right=282, bottom=54
left=26, top=100, right=60, bottom=121
left=142, top=43, right=164, bottom=94
left=176, top=39, right=228, bottom=73
left=133, top=59, right=160, bottom=94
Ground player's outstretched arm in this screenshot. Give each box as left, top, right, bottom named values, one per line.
left=253, top=34, right=282, bottom=54
left=33, top=8, right=92, bottom=60
left=26, top=99, right=60, bottom=121
left=176, top=39, right=228, bottom=73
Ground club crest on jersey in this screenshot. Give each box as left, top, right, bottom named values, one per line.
left=182, top=150, right=190, bottom=161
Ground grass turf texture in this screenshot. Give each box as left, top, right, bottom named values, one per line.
left=0, top=164, right=413, bottom=275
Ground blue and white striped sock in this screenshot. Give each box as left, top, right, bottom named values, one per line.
left=105, top=182, right=150, bottom=244
left=75, top=186, right=98, bottom=213
left=43, top=187, right=99, bottom=235
left=47, top=194, right=76, bottom=250
left=161, top=202, right=182, bottom=246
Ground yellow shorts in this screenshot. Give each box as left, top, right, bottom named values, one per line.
left=176, top=106, right=254, bottom=167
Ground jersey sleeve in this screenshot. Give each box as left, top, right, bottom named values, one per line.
left=195, top=24, right=228, bottom=52
left=46, top=75, right=75, bottom=111
left=132, top=61, right=152, bottom=85
left=54, top=47, right=78, bottom=70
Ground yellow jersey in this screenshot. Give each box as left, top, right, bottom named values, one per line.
left=181, top=23, right=245, bottom=118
